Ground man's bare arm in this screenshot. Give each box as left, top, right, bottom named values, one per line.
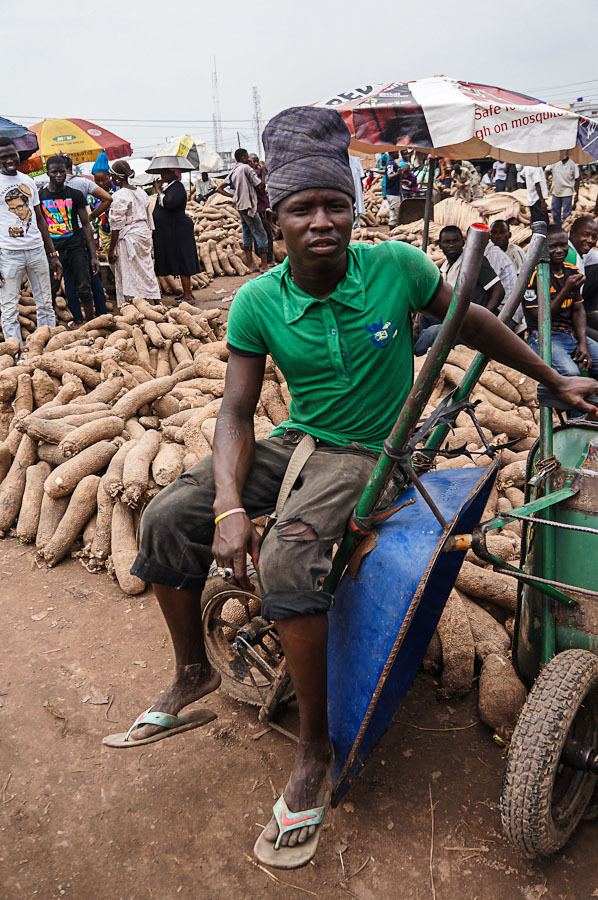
left=484, top=280, right=505, bottom=314
left=212, top=352, right=266, bottom=587
left=425, top=280, right=598, bottom=414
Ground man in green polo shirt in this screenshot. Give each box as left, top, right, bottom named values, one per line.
left=108, top=107, right=597, bottom=869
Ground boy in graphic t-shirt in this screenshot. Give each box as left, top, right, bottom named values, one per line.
left=0, top=137, right=61, bottom=346
left=523, top=224, right=598, bottom=405
left=38, top=155, right=100, bottom=324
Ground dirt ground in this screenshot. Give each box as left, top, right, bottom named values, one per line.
left=1, top=537, right=597, bottom=900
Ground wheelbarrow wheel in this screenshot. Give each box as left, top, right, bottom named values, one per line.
left=201, top=576, right=293, bottom=707
left=501, top=649, right=598, bottom=856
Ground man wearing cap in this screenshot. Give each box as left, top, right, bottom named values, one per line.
left=105, top=107, right=598, bottom=868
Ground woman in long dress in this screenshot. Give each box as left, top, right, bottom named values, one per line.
left=108, top=161, right=161, bottom=306
left=152, top=169, right=199, bottom=303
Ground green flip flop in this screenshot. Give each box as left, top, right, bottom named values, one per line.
left=102, top=704, right=217, bottom=748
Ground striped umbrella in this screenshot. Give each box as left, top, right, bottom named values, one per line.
left=20, top=118, right=132, bottom=174
left=316, top=77, right=598, bottom=164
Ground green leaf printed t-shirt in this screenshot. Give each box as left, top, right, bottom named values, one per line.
left=226, top=241, right=441, bottom=452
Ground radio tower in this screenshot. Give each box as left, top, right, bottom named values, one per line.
left=252, top=87, right=263, bottom=157
left=212, top=58, right=223, bottom=153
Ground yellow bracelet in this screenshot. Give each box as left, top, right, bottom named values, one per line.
left=214, top=507, right=246, bottom=526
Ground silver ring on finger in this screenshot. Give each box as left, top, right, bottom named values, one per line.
left=217, top=566, right=234, bottom=578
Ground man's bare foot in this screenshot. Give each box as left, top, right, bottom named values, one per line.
left=130, top=663, right=221, bottom=741
left=262, top=739, right=332, bottom=847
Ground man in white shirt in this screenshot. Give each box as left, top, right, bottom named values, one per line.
left=0, top=137, right=61, bottom=345
left=546, top=157, right=580, bottom=225
left=521, top=166, right=549, bottom=224
left=488, top=220, right=526, bottom=330
left=490, top=219, right=526, bottom=272
left=193, top=172, right=217, bottom=202
left=492, top=160, right=508, bottom=192
left=217, top=148, right=268, bottom=271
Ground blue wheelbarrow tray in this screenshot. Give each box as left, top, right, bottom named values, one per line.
left=327, top=462, right=498, bottom=805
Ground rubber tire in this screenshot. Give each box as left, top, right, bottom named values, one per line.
left=501, top=649, right=598, bottom=856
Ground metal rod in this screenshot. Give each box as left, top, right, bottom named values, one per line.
left=403, top=465, right=448, bottom=528
left=325, top=223, right=490, bottom=592
left=422, top=157, right=436, bottom=252
left=424, top=224, right=546, bottom=455
left=535, top=222, right=557, bottom=665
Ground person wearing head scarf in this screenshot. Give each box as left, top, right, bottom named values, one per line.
left=108, top=160, right=160, bottom=306
left=107, top=107, right=598, bottom=871
left=92, top=149, right=109, bottom=176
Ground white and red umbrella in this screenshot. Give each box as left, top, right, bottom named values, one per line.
left=316, top=77, right=598, bottom=164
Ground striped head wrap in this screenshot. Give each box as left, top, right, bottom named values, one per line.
left=263, top=106, right=355, bottom=208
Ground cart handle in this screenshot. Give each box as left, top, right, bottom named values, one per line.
left=325, top=223, right=490, bottom=592
left=423, top=222, right=547, bottom=455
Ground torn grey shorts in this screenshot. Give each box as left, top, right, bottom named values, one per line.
left=131, top=431, right=405, bottom=620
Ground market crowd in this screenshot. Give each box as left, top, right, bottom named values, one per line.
left=0, top=137, right=276, bottom=345
left=1, top=130, right=598, bottom=394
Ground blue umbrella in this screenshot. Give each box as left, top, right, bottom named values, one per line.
left=0, top=116, right=39, bottom=160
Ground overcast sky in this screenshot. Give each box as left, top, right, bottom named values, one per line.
left=5, top=0, right=597, bottom=158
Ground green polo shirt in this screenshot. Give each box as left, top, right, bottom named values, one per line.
left=227, top=241, right=441, bottom=452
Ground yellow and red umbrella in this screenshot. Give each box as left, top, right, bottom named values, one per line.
left=20, top=118, right=132, bottom=174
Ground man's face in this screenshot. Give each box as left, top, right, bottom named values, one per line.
left=249, top=155, right=259, bottom=170
left=238, top=152, right=250, bottom=165
left=274, top=189, right=354, bottom=265
left=47, top=163, right=67, bottom=188
left=439, top=230, right=464, bottom=263
left=7, top=196, right=30, bottom=221
left=572, top=222, right=598, bottom=256
left=490, top=223, right=510, bottom=251
left=548, top=232, right=568, bottom=264
left=0, top=143, right=20, bottom=176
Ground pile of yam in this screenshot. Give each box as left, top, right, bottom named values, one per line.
left=418, top=343, right=540, bottom=737
left=0, top=298, right=291, bottom=596
left=179, top=192, right=286, bottom=289
left=0, top=274, right=87, bottom=341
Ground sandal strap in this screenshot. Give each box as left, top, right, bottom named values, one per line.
left=272, top=792, right=330, bottom=851
left=124, top=705, right=185, bottom=741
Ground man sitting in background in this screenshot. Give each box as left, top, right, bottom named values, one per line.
left=490, top=219, right=526, bottom=332
left=523, top=224, right=598, bottom=411
left=567, top=215, right=598, bottom=334
left=415, top=225, right=504, bottom=355
left=194, top=171, right=217, bottom=203
left=490, top=219, right=526, bottom=274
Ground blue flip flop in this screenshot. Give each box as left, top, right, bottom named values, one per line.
left=102, top=704, right=216, bottom=748
left=253, top=788, right=331, bottom=869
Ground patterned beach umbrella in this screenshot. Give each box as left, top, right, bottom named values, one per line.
left=316, top=77, right=598, bottom=164
left=20, top=118, right=132, bottom=174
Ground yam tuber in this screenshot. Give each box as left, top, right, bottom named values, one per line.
left=16, top=461, right=51, bottom=543
left=42, top=475, right=101, bottom=567
left=110, top=502, right=146, bottom=594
